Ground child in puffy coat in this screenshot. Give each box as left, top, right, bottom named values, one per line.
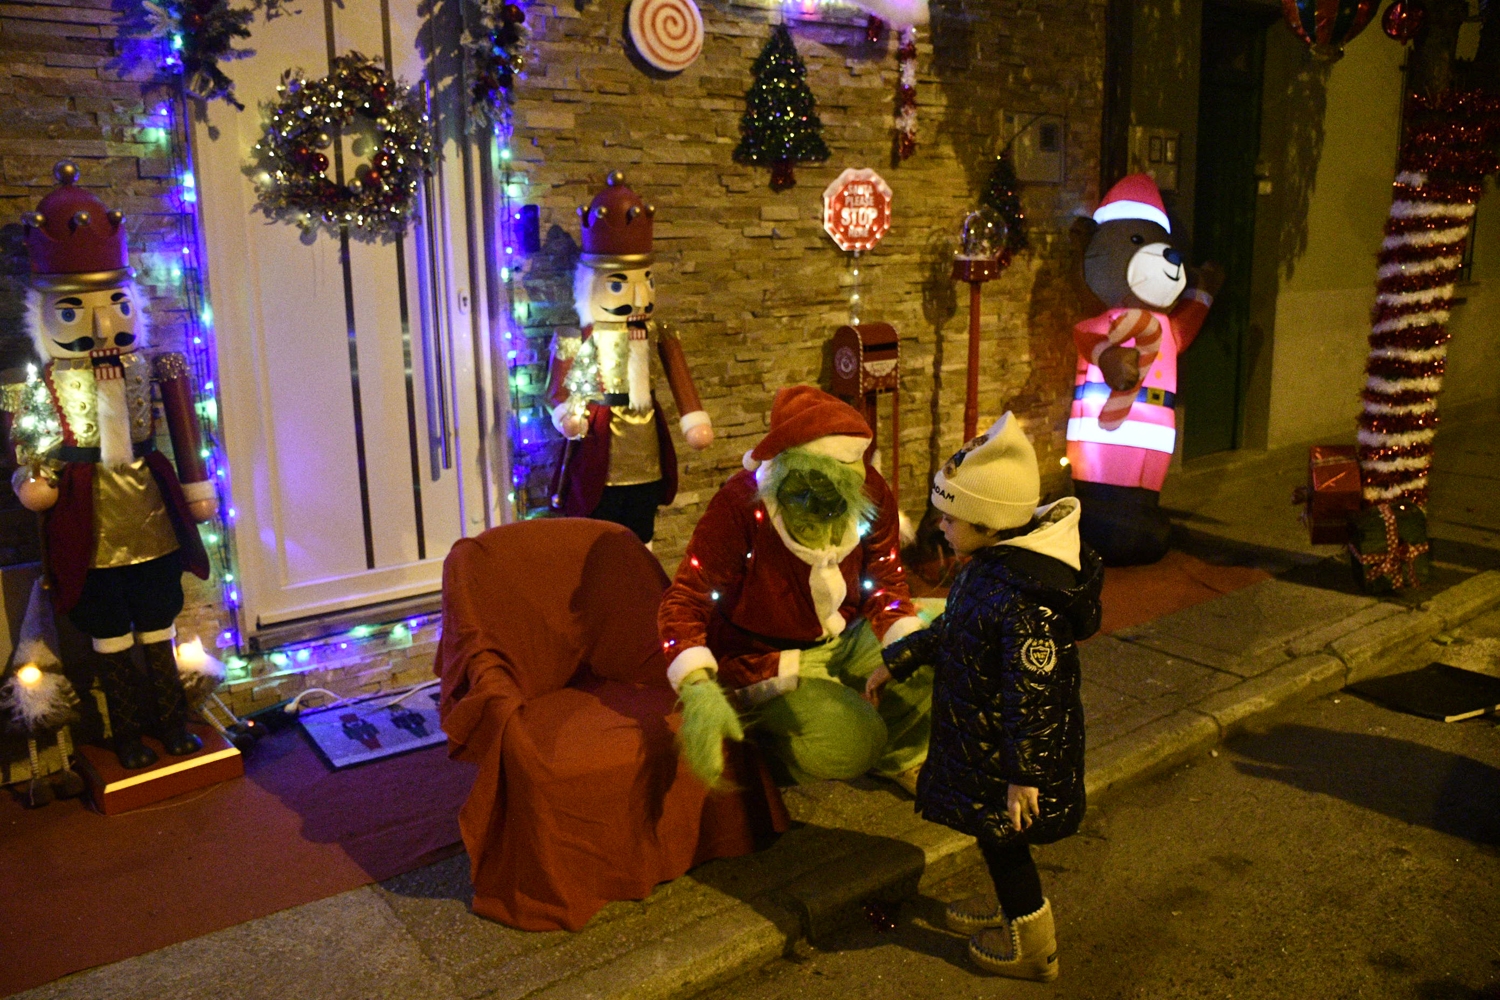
left=865, top=412, right=1103, bottom=981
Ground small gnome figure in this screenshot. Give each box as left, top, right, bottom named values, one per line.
left=0, top=579, right=86, bottom=806
left=1066, top=174, right=1223, bottom=565
left=547, top=171, right=713, bottom=546
left=10, top=161, right=218, bottom=770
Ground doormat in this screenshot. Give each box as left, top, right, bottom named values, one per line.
left=1349, top=662, right=1500, bottom=723
left=298, top=686, right=447, bottom=769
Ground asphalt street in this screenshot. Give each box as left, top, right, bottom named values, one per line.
left=700, top=692, right=1500, bottom=1000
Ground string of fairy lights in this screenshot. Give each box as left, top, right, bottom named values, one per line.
left=151, top=32, right=443, bottom=681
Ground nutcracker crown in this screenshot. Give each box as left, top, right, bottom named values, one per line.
left=23, top=161, right=131, bottom=292
left=578, top=170, right=654, bottom=265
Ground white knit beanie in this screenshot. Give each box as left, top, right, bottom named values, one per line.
left=930, top=412, right=1040, bottom=531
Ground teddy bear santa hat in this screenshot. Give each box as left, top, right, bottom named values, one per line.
left=743, top=385, right=872, bottom=472
left=1092, top=173, right=1172, bottom=233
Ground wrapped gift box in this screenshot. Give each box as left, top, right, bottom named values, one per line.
left=1303, top=445, right=1361, bottom=545
left=1349, top=502, right=1431, bottom=593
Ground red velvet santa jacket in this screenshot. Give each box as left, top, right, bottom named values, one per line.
left=657, top=466, right=923, bottom=692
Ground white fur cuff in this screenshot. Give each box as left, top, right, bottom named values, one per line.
left=667, top=645, right=718, bottom=691
left=882, top=615, right=924, bottom=647
left=680, top=410, right=712, bottom=435
left=1182, top=287, right=1214, bottom=307
left=181, top=480, right=216, bottom=503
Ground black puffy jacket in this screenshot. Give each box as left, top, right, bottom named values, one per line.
left=885, top=538, right=1103, bottom=850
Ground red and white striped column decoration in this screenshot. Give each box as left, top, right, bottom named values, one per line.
left=1357, top=90, right=1500, bottom=507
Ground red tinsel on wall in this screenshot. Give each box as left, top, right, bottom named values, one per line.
left=1357, top=89, right=1500, bottom=508
left=895, top=26, right=917, bottom=160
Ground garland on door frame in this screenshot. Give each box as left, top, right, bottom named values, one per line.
left=249, top=54, right=433, bottom=243
left=467, top=0, right=528, bottom=135
left=141, top=0, right=294, bottom=109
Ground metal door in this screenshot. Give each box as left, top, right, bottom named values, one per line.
left=194, top=0, right=502, bottom=637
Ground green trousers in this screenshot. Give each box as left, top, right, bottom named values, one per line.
left=749, top=618, right=932, bottom=785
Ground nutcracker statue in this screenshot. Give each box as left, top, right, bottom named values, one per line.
left=9, top=161, right=217, bottom=770
left=547, top=171, right=713, bottom=546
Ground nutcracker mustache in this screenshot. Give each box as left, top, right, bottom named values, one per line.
left=603, top=302, right=654, bottom=316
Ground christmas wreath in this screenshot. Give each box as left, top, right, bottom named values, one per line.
left=249, top=53, right=432, bottom=243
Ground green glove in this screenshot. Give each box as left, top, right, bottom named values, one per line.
left=677, top=674, right=744, bottom=789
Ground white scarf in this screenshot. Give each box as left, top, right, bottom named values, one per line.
left=91, top=351, right=134, bottom=468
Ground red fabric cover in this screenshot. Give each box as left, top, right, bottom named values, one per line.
left=658, top=467, right=916, bottom=690
left=749, top=385, right=872, bottom=463
left=435, top=518, right=786, bottom=932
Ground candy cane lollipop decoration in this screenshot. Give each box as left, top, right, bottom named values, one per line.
left=628, top=0, right=705, bottom=73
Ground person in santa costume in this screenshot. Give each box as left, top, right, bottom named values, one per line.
left=9, top=161, right=217, bottom=770
left=659, top=385, right=929, bottom=791
left=547, top=171, right=713, bottom=546
left=1066, top=173, right=1222, bottom=565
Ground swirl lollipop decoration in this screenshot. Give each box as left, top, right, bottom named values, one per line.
left=627, top=0, right=704, bottom=73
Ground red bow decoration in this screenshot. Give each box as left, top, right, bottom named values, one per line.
left=1350, top=503, right=1429, bottom=590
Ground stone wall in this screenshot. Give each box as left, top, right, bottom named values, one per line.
left=507, top=0, right=1106, bottom=570
left=0, top=0, right=1106, bottom=718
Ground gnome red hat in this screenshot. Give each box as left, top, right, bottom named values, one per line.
left=1092, top=173, right=1171, bottom=233
left=578, top=170, right=655, bottom=265
left=23, top=161, right=131, bottom=291
left=743, top=386, right=872, bottom=472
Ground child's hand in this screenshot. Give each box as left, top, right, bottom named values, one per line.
left=1006, top=784, right=1040, bottom=832
left=863, top=665, right=892, bottom=707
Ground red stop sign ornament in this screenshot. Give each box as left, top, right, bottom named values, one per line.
left=823, top=168, right=893, bottom=252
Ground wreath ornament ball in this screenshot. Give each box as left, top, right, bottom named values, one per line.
left=250, top=53, right=433, bottom=243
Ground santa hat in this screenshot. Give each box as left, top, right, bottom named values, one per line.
left=931, top=412, right=1040, bottom=531
left=1092, top=173, right=1171, bottom=234
left=743, top=386, right=872, bottom=472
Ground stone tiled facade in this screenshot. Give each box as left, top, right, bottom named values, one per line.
left=0, top=0, right=1105, bottom=735
left=506, top=0, right=1105, bottom=570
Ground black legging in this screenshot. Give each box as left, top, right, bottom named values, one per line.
left=981, top=840, right=1045, bottom=919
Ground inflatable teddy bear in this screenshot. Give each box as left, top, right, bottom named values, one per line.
left=1066, top=174, right=1223, bottom=565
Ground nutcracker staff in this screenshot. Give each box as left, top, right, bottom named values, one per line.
left=9, top=161, right=218, bottom=770
left=547, top=171, right=713, bottom=546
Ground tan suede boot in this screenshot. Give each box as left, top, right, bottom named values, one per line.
left=945, top=893, right=1007, bottom=933
left=968, top=898, right=1059, bottom=981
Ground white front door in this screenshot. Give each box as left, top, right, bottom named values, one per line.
left=194, top=0, right=505, bottom=636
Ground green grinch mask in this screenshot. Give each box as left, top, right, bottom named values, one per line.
left=759, top=448, right=875, bottom=549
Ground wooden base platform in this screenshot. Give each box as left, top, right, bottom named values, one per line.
left=76, top=723, right=243, bottom=815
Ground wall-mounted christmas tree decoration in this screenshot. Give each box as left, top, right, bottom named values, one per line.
left=734, top=24, right=830, bottom=191
left=980, top=153, right=1029, bottom=253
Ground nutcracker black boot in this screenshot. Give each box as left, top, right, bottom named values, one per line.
left=143, top=640, right=201, bottom=756
left=97, top=647, right=157, bottom=770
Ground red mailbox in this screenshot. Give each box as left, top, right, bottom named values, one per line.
left=830, top=322, right=901, bottom=505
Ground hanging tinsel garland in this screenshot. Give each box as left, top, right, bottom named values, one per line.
left=467, top=0, right=527, bottom=135
left=1357, top=90, right=1500, bottom=505
left=894, top=26, right=917, bottom=160
left=249, top=54, right=433, bottom=243
left=733, top=24, right=830, bottom=191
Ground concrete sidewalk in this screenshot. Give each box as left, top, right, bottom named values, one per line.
left=18, top=565, right=1500, bottom=1000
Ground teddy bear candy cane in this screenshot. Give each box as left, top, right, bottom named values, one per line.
left=6, top=160, right=218, bottom=771
left=1065, top=174, right=1223, bottom=566
left=546, top=171, right=713, bottom=547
